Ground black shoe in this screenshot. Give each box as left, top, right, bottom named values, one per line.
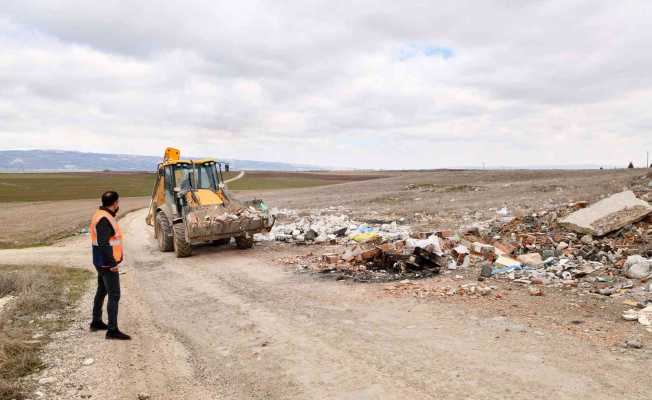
left=106, top=329, right=131, bottom=340
left=90, top=321, right=109, bottom=331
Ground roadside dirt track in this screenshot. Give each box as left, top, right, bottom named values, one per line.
left=3, top=208, right=650, bottom=399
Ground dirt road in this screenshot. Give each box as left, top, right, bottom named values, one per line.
left=5, top=208, right=649, bottom=399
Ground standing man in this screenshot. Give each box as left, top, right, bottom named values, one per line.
left=89, top=191, right=131, bottom=340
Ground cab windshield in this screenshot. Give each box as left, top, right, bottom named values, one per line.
left=173, top=163, right=219, bottom=191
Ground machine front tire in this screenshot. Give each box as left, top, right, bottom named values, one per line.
left=235, top=235, right=254, bottom=249
left=156, top=212, right=174, bottom=252
left=173, top=223, right=193, bottom=257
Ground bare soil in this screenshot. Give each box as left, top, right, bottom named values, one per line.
left=0, top=197, right=149, bottom=248
left=258, top=169, right=646, bottom=231
left=1, top=169, right=651, bottom=399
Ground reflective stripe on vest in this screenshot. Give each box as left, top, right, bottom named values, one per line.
left=89, top=209, right=124, bottom=263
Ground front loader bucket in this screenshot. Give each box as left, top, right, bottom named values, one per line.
left=184, top=204, right=273, bottom=243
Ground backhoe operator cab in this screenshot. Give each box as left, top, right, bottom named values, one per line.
left=146, top=147, right=274, bottom=257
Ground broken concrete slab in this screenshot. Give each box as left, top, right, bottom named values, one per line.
left=559, top=191, right=652, bottom=236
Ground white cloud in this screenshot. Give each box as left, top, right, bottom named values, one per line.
left=1, top=1, right=652, bottom=168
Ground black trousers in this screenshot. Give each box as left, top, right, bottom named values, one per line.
left=92, top=268, right=121, bottom=331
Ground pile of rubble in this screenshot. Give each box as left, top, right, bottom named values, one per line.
left=255, top=213, right=411, bottom=245
left=469, top=190, right=652, bottom=296
left=283, top=232, right=454, bottom=282
left=271, top=183, right=652, bottom=294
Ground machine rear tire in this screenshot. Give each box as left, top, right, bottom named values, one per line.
left=156, top=212, right=174, bottom=252
left=173, top=223, right=193, bottom=257
left=235, top=235, right=254, bottom=249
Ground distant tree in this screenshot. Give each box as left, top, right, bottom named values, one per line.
left=628, top=161, right=634, bottom=169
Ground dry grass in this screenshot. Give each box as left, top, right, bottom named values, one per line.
left=0, top=266, right=91, bottom=399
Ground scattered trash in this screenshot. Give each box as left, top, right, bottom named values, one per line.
left=256, top=213, right=410, bottom=245
left=493, top=256, right=522, bottom=275
left=272, top=185, right=652, bottom=309
left=351, top=232, right=379, bottom=243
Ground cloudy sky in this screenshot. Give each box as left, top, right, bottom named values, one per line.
left=1, top=1, right=651, bottom=169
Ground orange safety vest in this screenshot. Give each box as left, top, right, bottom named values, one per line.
left=89, top=209, right=124, bottom=264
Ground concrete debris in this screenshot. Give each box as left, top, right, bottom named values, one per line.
left=624, top=255, right=651, bottom=279
left=559, top=190, right=652, bottom=236
left=256, top=213, right=410, bottom=245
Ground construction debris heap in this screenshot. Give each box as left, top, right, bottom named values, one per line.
left=264, top=175, right=652, bottom=303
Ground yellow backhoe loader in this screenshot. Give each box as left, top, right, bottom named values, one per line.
left=146, top=148, right=274, bottom=257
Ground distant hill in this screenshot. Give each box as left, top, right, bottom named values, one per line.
left=0, top=150, right=324, bottom=172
